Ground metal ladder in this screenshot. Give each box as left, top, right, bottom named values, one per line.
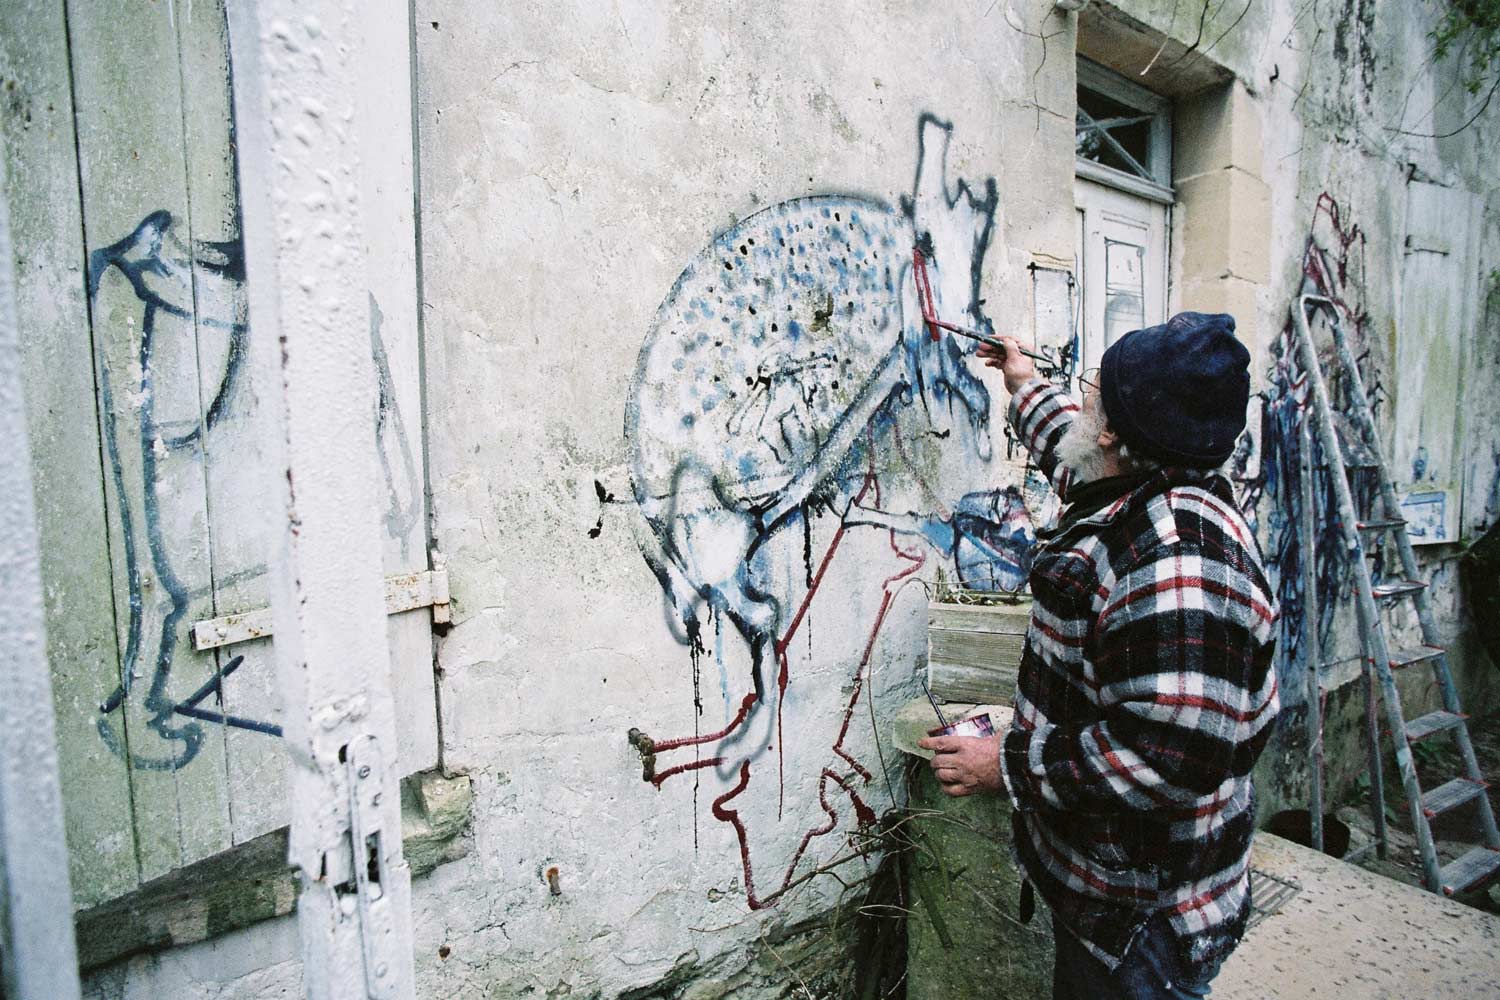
left=1293, top=294, right=1500, bottom=897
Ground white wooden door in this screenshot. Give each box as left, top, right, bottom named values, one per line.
left=6, top=0, right=438, bottom=908
left=1074, top=178, right=1169, bottom=377
left=1393, top=181, right=1479, bottom=545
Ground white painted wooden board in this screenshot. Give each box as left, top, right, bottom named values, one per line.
left=1394, top=180, right=1479, bottom=545
left=356, top=0, right=441, bottom=786
left=0, top=0, right=140, bottom=909
left=927, top=600, right=1030, bottom=704
left=66, top=0, right=235, bottom=883
left=4, top=0, right=438, bottom=905
left=228, top=0, right=419, bottom=989
left=0, top=117, right=85, bottom=1000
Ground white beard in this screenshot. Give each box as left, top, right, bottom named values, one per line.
left=1057, top=403, right=1113, bottom=485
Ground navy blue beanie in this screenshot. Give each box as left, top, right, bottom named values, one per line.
left=1098, top=312, right=1250, bottom=467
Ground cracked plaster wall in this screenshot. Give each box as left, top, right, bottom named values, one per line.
left=411, top=3, right=1072, bottom=995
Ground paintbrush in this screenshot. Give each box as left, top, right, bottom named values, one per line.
left=926, top=319, right=1050, bottom=363
left=920, top=678, right=951, bottom=730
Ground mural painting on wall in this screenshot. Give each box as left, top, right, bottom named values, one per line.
left=624, top=114, right=1042, bottom=907
left=1232, top=193, right=1388, bottom=707
left=89, top=210, right=419, bottom=770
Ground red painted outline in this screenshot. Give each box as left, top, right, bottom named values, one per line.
left=652, top=426, right=937, bottom=909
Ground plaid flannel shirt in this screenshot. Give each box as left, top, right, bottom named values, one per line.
left=1000, top=378, right=1279, bottom=970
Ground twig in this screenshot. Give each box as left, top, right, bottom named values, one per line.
left=757, top=922, right=818, bottom=1000
left=1202, top=0, right=1254, bottom=59
left=1160, top=0, right=1217, bottom=71
left=1140, top=0, right=1184, bottom=76
left=1387, top=73, right=1500, bottom=138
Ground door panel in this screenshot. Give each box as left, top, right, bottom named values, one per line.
left=1075, top=177, right=1168, bottom=380
left=1393, top=181, right=1478, bottom=544
left=9, top=0, right=437, bottom=904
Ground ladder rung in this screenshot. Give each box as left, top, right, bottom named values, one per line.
left=1371, top=580, right=1426, bottom=600
left=1388, top=644, right=1445, bottom=670
left=1404, top=710, right=1467, bottom=743
left=1357, top=518, right=1405, bottom=532
left=1440, top=847, right=1500, bottom=896
left=1422, top=777, right=1489, bottom=819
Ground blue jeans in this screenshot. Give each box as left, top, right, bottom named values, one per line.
left=1052, top=915, right=1225, bottom=1000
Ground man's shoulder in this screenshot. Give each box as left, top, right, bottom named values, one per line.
left=1113, top=475, right=1263, bottom=570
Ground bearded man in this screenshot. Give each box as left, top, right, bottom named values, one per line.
left=918, top=313, right=1280, bottom=1000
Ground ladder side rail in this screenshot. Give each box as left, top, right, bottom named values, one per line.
left=1297, top=416, right=1325, bottom=852
left=1325, top=307, right=1498, bottom=852
left=1294, top=296, right=1445, bottom=889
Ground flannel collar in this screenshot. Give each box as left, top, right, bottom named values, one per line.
left=1037, top=466, right=1226, bottom=546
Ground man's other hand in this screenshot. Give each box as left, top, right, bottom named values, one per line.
left=916, top=734, right=1003, bottom=797
left=975, top=335, right=1035, bottom=395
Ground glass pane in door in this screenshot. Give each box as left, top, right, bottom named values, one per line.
left=1103, top=237, right=1146, bottom=344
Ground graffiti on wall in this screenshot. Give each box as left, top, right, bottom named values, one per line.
left=1233, top=193, right=1388, bottom=707
left=89, top=210, right=419, bottom=770
left=624, top=114, right=1036, bottom=907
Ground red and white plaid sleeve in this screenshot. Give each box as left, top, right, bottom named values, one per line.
left=1006, top=377, right=1078, bottom=495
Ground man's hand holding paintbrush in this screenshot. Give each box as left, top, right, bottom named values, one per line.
left=975, top=334, right=1039, bottom=394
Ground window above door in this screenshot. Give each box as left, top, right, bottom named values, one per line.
left=1076, top=58, right=1174, bottom=203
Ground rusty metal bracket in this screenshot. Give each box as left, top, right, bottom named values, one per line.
left=626, top=728, right=657, bottom=783
left=190, top=568, right=451, bottom=651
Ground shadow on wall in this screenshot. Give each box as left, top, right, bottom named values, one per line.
left=622, top=113, right=1039, bottom=908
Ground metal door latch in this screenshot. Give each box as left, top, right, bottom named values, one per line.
left=345, top=734, right=398, bottom=999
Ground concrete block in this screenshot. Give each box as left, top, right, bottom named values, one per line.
left=1176, top=167, right=1272, bottom=285
left=1179, top=274, right=1261, bottom=346
left=1175, top=83, right=1264, bottom=182
left=905, top=742, right=1053, bottom=1000
left=400, top=771, right=475, bottom=877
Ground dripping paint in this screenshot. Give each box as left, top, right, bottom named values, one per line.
left=623, top=114, right=1038, bottom=906
left=1234, top=193, right=1389, bottom=707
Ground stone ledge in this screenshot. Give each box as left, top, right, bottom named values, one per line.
left=73, top=770, right=473, bottom=972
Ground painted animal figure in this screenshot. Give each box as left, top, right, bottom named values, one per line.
left=625, top=114, right=998, bottom=784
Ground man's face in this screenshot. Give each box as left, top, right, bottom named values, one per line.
left=1057, top=371, right=1112, bottom=483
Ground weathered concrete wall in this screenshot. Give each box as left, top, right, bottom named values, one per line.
left=411, top=2, right=1073, bottom=994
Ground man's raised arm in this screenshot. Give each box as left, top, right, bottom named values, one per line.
left=976, top=335, right=1077, bottom=492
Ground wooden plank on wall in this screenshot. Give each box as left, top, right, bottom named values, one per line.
left=169, top=0, right=292, bottom=849
left=66, top=0, right=234, bottom=881
left=1394, top=181, right=1479, bottom=545
left=0, top=0, right=140, bottom=908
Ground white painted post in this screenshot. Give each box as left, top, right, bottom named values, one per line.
left=0, top=141, right=84, bottom=1000
left=226, top=3, right=416, bottom=997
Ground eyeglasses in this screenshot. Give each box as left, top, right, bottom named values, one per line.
left=1077, top=367, right=1101, bottom=396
